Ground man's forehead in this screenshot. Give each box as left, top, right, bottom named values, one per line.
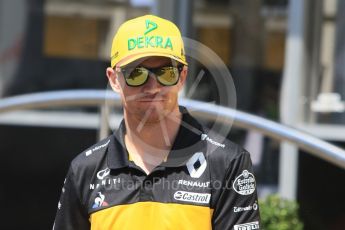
left=124, top=56, right=176, bottom=68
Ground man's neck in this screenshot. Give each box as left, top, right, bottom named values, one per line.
left=123, top=108, right=182, bottom=174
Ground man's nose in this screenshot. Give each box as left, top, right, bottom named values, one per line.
left=143, top=72, right=162, bottom=89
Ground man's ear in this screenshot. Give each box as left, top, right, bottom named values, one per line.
left=106, top=67, right=121, bottom=93
left=178, top=65, right=188, bottom=89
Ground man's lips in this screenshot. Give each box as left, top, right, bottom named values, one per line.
left=137, top=98, right=166, bottom=102
left=136, top=93, right=166, bottom=102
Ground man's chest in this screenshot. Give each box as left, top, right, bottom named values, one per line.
left=86, top=163, right=212, bottom=213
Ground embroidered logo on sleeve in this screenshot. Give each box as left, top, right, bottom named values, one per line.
left=232, top=170, right=256, bottom=195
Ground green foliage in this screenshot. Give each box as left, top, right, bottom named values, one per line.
left=259, top=194, right=303, bottom=230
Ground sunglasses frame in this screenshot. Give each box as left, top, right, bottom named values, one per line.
left=119, top=65, right=184, bottom=87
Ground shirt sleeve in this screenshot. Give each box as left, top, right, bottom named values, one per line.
left=53, top=166, right=90, bottom=230
left=212, top=150, right=261, bottom=230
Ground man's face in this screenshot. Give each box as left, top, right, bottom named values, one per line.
left=107, top=57, right=187, bottom=125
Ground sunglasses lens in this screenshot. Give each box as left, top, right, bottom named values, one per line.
left=156, top=67, right=179, bottom=86
left=125, top=67, right=149, bottom=86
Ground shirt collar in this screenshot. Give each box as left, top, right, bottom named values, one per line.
left=161, top=106, right=206, bottom=167
left=107, top=121, right=130, bottom=170
left=106, top=106, right=206, bottom=169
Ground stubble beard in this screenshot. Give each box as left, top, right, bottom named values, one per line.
left=125, top=97, right=179, bottom=128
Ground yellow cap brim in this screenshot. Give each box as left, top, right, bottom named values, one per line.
left=115, top=51, right=188, bottom=67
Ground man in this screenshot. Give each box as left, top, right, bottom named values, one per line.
left=53, top=15, right=260, bottom=230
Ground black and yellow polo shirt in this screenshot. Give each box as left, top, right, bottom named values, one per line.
left=53, top=108, right=260, bottom=230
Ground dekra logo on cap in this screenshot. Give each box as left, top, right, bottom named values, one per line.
left=144, top=19, right=157, bottom=35
left=127, top=19, right=173, bottom=51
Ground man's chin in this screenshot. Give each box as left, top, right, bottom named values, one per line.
left=142, top=110, right=168, bottom=124
left=125, top=102, right=178, bottom=124
left=138, top=108, right=175, bottom=125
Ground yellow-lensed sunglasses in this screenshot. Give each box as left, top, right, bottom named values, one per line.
left=119, top=65, right=184, bottom=87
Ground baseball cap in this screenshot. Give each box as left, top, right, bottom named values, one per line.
left=110, top=15, right=188, bottom=68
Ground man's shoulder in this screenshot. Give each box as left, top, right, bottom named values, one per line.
left=69, top=135, right=113, bottom=173
left=204, top=130, right=250, bottom=169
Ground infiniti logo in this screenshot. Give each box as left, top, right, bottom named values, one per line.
left=97, top=168, right=110, bottom=180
